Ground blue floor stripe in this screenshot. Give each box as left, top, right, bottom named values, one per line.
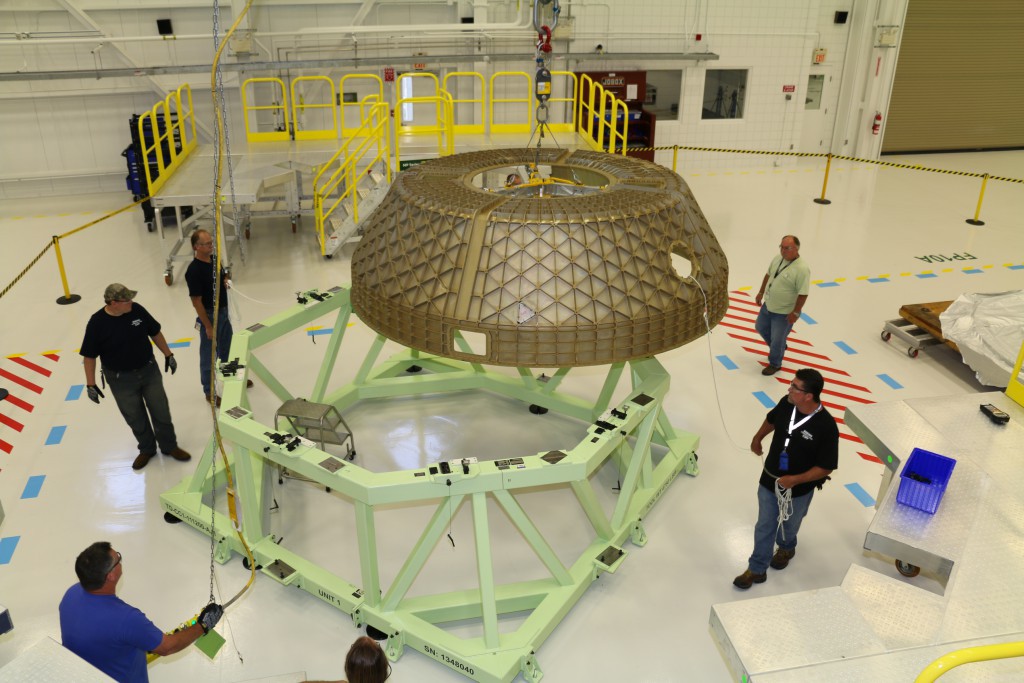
left=21, top=475, right=45, bottom=499
left=800, top=312, right=817, bottom=324
left=915, top=273, right=938, bottom=279
left=868, top=277, right=889, bottom=283
left=307, top=328, right=334, bottom=337
left=753, top=391, right=776, bottom=409
left=1010, top=264, right=1024, bottom=270
left=877, top=373, right=903, bottom=389
left=167, top=340, right=192, bottom=349
left=716, top=355, right=738, bottom=370
left=66, top=384, right=84, bottom=401
left=845, top=482, right=875, bottom=507
left=816, top=281, right=839, bottom=288
left=963, top=269, right=982, bottom=274
left=0, top=536, right=20, bottom=564
left=834, top=341, right=857, bottom=355
left=45, top=426, right=67, bottom=445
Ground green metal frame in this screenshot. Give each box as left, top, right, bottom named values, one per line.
left=161, top=285, right=700, bottom=682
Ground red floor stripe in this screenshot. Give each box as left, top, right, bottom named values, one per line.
left=858, top=452, right=883, bottom=464
left=0, top=412, right=25, bottom=432
left=839, top=432, right=864, bottom=443
left=773, top=375, right=871, bottom=395
left=726, top=331, right=812, bottom=347
left=0, top=368, right=43, bottom=394
left=0, top=438, right=12, bottom=454
left=9, top=356, right=52, bottom=377
left=745, top=349, right=851, bottom=377
left=1, top=393, right=33, bottom=412
left=724, top=312, right=758, bottom=325
left=821, top=400, right=848, bottom=412
left=44, top=353, right=60, bottom=362
left=821, top=388, right=873, bottom=405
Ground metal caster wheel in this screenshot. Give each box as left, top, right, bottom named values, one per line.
left=163, top=511, right=182, bottom=524
left=164, top=272, right=173, bottom=286
left=347, top=450, right=356, bottom=462
left=896, top=559, right=920, bottom=577
left=907, top=347, right=919, bottom=358
left=242, top=556, right=262, bottom=571
left=529, top=404, right=548, bottom=415
left=244, top=228, right=251, bottom=239
left=881, top=331, right=891, bottom=342
left=405, top=365, right=422, bottom=373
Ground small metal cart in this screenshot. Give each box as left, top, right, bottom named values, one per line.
left=274, top=398, right=356, bottom=461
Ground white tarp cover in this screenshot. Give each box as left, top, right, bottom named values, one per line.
left=939, top=290, right=1024, bottom=387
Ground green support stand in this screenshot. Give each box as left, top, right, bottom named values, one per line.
left=162, top=285, right=700, bottom=682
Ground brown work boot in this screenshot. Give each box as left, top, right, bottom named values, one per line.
left=732, top=569, right=767, bottom=590
left=163, top=447, right=192, bottom=462
left=132, top=452, right=155, bottom=470
left=770, top=548, right=796, bottom=570
left=761, top=365, right=781, bottom=376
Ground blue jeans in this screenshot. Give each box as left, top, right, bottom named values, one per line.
left=104, top=360, right=178, bottom=455
left=198, top=311, right=233, bottom=397
left=755, top=305, right=793, bottom=368
left=748, top=483, right=814, bottom=574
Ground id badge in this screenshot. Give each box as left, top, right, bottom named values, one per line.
left=778, top=450, right=789, bottom=472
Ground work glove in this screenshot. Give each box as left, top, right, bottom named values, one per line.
left=86, top=385, right=104, bottom=403
left=198, top=603, right=223, bottom=634
left=165, top=354, right=177, bottom=374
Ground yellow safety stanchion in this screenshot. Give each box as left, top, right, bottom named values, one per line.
left=672, top=145, right=679, bottom=173
left=966, top=173, right=989, bottom=226
left=814, top=152, right=833, bottom=205
left=52, top=236, right=81, bottom=305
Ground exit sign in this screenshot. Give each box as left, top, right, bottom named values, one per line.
left=782, top=85, right=796, bottom=93
left=383, top=67, right=395, bottom=82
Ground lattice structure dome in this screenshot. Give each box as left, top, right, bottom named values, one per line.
left=351, top=148, right=729, bottom=367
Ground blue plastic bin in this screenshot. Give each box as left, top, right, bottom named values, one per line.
left=896, top=448, right=956, bottom=514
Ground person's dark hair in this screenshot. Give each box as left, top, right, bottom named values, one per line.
left=785, top=234, right=801, bottom=248
left=75, top=541, right=115, bottom=591
left=794, top=368, right=823, bottom=402
left=190, top=229, right=210, bottom=249
left=345, top=636, right=390, bottom=683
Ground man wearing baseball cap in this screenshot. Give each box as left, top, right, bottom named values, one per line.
left=80, top=283, right=191, bottom=470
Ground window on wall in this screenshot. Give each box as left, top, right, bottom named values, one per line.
left=805, top=74, right=824, bottom=110
left=702, top=69, right=747, bottom=119
left=644, top=70, right=683, bottom=121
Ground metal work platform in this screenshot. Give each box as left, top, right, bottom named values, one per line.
left=276, top=397, right=355, bottom=459
left=711, top=391, right=1024, bottom=681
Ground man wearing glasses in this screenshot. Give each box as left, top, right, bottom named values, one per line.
left=80, top=283, right=190, bottom=470
left=754, top=235, right=810, bottom=375
left=59, top=541, right=222, bottom=682
left=733, top=368, right=838, bottom=589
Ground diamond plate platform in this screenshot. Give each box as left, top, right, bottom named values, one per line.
left=711, top=391, right=1024, bottom=681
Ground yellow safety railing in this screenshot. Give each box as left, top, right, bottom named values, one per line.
left=1006, top=340, right=1024, bottom=408
left=313, top=102, right=392, bottom=256
left=443, top=71, right=486, bottom=134
left=576, top=73, right=628, bottom=155
left=340, top=74, right=384, bottom=137
left=394, top=93, right=454, bottom=168
left=915, top=640, right=1024, bottom=682
left=241, top=77, right=290, bottom=142
left=545, top=71, right=578, bottom=133
left=488, top=71, right=532, bottom=134
left=136, top=84, right=198, bottom=195
left=396, top=72, right=442, bottom=134
left=290, top=76, right=337, bottom=141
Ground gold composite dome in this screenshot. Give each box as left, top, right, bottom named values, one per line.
left=350, top=148, right=729, bottom=367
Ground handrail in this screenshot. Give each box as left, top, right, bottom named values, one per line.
left=1006, top=339, right=1024, bottom=408
left=488, top=71, right=532, bottom=134
left=340, top=74, right=384, bottom=138
left=313, top=102, right=392, bottom=256
left=396, top=71, right=441, bottom=134
left=545, top=70, right=578, bottom=133
left=915, top=640, right=1024, bottom=682
left=290, top=75, right=337, bottom=141
left=443, top=71, right=486, bottom=134
left=241, top=77, right=290, bottom=142
left=137, top=84, right=197, bottom=195
left=576, top=74, right=628, bottom=155
left=394, top=93, right=454, bottom=168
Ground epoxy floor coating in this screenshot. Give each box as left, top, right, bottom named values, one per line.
left=0, top=150, right=1022, bottom=682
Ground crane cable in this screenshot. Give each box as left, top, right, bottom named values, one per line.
left=528, top=0, right=560, bottom=174
left=206, top=0, right=258, bottom=613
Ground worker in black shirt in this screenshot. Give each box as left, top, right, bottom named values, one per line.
left=80, top=283, right=191, bottom=470
left=185, top=229, right=250, bottom=403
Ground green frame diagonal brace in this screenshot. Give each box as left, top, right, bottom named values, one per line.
left=161, top=284, right=700, bottom=683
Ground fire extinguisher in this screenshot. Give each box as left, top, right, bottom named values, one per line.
left=872, top=112, right=882, bottom=135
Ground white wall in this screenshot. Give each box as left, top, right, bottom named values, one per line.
left=0, top=0, right=910, bottom=197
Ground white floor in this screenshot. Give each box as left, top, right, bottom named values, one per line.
left=0, top=149, right=1022, bottom=682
